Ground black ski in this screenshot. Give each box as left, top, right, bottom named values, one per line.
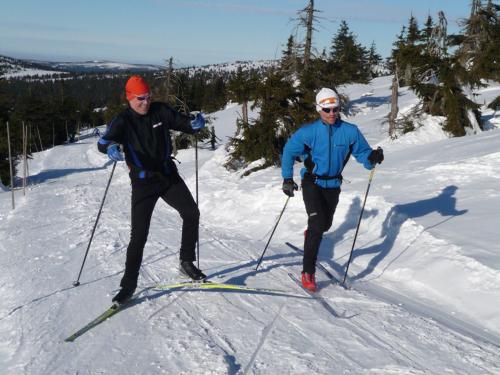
left=287, top=272, right=347, bottom=318
left=285, top=242, right=341, bottom=283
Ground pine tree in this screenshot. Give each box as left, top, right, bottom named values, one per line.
left=227, top=67, right=258, bottom=130
left=367, top=41, right=382, bottom=78
left=398, top=15, right=423, bottom=85
left=396, top=11, right=481, bottom=136
left=453, top=0, right=499, bottom=82
left=422, top=15, right=435, bottom=44
left=0, top=80, right=14, bottom=185
left=281, top=35, right=299, bottom=73
left=329, top=20, right=370, bottom=84
left=387, top=26, right=406, bottom=75
left=407, top=15, right=420, bottom=44
left=228, top=69, right=315, bottom=170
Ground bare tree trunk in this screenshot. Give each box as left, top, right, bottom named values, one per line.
left=303, top=0, right=314, bottom=70
left=389, top=75, right=399, bottom=139
left=165, top=57, right=173, bottom=102
left=242, top=100, right=249, bottom=125
left=404, top=64, right=412, bottom=85
left=6, top=122, right=15, bottom=209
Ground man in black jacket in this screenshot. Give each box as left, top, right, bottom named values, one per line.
left=98, top=75, right=206, bottom=304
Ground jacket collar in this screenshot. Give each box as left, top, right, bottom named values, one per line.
left=319, top=117, right=341, bottom=127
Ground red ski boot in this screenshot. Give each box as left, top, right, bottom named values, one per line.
left=301, top=272, right=317, bottom=292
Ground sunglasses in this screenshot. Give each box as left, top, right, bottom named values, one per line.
left=136, top=94, right=151, bottom=102
left=321, top=107, right=340, bottom=113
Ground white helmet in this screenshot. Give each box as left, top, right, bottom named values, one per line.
left=315, top=88, right=340, bottom=112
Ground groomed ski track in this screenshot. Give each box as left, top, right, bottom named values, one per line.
left=2, top=79, right=500, bottom=373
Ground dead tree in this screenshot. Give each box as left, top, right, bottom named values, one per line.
left=295, top=0, right=320, bottom=71
left=389, top=72, right=399, bottom=139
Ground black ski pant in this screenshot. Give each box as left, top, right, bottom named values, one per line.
left=302, top=178, right=340, bottom=274
left=120, top=174, right=199, bottom=290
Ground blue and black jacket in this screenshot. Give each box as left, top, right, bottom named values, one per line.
left=98, top=102, right=195, bottom=179
left=281, top=118, right=373, bottom=189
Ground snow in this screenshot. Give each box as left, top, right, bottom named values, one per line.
left=1, top=76, right=500, bottom=374
left=49, top=61, right=162, bottom=72
left=1, top=68, right=64, bottom=79
left=208, top=101, right=260, bottom=142
left=178, top=60, right=277, bottom=76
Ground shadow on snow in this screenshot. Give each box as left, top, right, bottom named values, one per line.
left=320, top=185, right=468, bottom=282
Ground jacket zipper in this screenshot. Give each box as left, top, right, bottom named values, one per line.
left=328, top=124, right=332, bottom=186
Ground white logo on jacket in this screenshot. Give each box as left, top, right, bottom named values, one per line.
left=152, top=122, right=163, bottom=128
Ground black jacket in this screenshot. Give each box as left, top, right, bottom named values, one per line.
left=98, top=102, right=195, bottom=176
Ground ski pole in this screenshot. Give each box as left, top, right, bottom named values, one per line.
left=342, top=167, right=376, bottom=287
left=73, top=162, right=117, bottom=287
left=195, top=133, right=200, bottom=269
left=255, top=196, right=290, bottom=271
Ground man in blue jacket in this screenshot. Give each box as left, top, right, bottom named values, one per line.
left=281, top=88, right=384, bottom=292
left=98, top=75, right=207, bottom=305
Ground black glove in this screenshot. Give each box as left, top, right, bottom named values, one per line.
left=282, top=179, right=298, bottom=197
left=368, top=147, right=384, bottom=165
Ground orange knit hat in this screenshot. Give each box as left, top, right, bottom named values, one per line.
left=125, top=75, right=150, bottom=101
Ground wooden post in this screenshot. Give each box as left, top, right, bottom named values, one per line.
left=6, top=122, right=15, bottom=209
left=22, top=121, right=27, bottom=195
left=210, top=126, right=216, bottom=150
left=36, top=124, right=43, bottom=151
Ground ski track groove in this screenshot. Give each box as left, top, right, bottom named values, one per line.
left=154, top=292, right=238, bottom=373
left=283, top=261, right=499, bottom=374
left=175, top=298, right=242, bottom=373
left=342, top=316, right=432, bottom=373
left=295, top=242, right=500, bottom=360
left=242, top=301, right=287, bottom=375
left=276, top=310, right=341, bottom=364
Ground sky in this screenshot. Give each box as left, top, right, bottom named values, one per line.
left=0, top=0, right=473, bottom=67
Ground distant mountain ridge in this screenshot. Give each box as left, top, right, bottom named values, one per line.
left=0, top=54, right=278, bottom=79
left=0, top=55, right=61, bottom=77
left=34, top=60, right=163, bottom=73
left=0, top=54, right=163, bottom=77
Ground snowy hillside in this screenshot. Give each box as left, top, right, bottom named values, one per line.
left=177, top=59, right=277, bottom=76
left=0, top=55, right=63, bottom=79
left=41, top=60, right=163, bottom=73
left=1, top=77, right=500, bottom=374
left=1, top=54, right=276, bottom=79
left=0, top=55, right=162, bottom=78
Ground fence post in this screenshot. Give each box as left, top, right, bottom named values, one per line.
left=6, top=121, right=15, bottom=209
